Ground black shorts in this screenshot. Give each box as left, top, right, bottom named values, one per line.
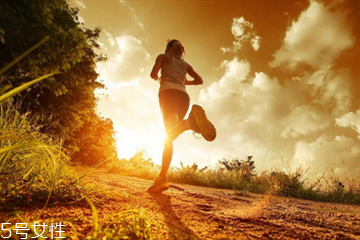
left=158, top=90, right=190, bottom=129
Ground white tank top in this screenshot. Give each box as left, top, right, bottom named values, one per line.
left=159, top=55, right=187, bottom=94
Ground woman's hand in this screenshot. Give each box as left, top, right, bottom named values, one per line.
left=185, top=78, right=203, bottom=85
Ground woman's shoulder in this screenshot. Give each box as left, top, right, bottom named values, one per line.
left=182, top=60, right=191, bottom=70
left=159, top=53, right=172, bottom=64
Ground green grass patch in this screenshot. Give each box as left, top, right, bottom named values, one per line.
left=0, top=103, right=93, bottom=209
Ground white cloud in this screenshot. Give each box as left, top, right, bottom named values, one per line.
left=105, top=31, right=116, bottom=47
left=199, top=59, right=305, bottom=169
left=75, top=0, right=86, bottom=9
left=232, top=17, right=253, bottom=38
left=336, top=110, right=360, bottom=139
left=200, top=58, right=251, bottom=114
left=293, top=136, right=360, bottom=176
left=251, top=35, right=261, bottom=51
left=222, top=17, right=261, bottom=53
left=96, top=35, right=150, bottom=83
left=281, top=106, right=332, bottom=138
left=305, top=68, right=352, bottom=116
left=198, top=49, right=356, bottom=173
left=270, top=1, right=354, bottom=70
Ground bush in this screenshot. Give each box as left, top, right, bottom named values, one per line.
left=105, top=150, right=160, bottom=180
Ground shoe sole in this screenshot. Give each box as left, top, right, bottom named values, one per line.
left=188, top=111, right=201, bottom=133
left=191, top=105, right=216, bottom=141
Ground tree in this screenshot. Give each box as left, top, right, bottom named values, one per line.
left=0, top=0, right=92, bottom=82
left=71, top=112, right=118, bottom=166
left=0, top=0, right=117, bottom=164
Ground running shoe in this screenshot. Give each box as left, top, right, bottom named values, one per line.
left=147, top=176, right=169, bottom=193
left=190, top=104, right=216, bottom=141
left=187, top=110, right=201, bottom=133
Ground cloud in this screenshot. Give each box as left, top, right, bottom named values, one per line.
left=336, top=110, right=360, bottom=139
left=281, top=106, right=332, bottom=138
left=95, top=33, right=155, bottom=132
left=96, top=34, right=150, bottom=83
left=251, top=35, right=261, bottom=51
left=199, top=59, right=306, bottom=168
left=199, top=58, right=251, bottom=114
left=198, top=0, right=358, bottom=176
left=304, top=68, right=353, bottom=116
left=75, top=0, right=86, bottom=9
left=221, top=17, right=261, bottom=53
left=199, top=52, right=355, bottom=173
left=105, top=31, right=116, bottom=47
left=232, top=17, right=253, bottom=37
left=293, top=136, right=360, bottom=176
left=270, top=1, right=355, bottom=70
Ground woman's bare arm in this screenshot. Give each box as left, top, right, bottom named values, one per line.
left=150, top=54, right=164, bottom=81
left=184, top=62, right=203, bottom=85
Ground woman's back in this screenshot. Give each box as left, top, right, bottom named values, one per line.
left=161, top=54, right=186, bottom=86
left=160, top=54, right=187, bottom=93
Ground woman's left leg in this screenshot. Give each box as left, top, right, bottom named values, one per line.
left=158, top=91, right=189, bottom=177
left=148, top=90, right=190, bottom=192
left=158, top=94, right=190, bottom=177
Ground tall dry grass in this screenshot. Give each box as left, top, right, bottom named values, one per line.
left=108, top=150, right=360, bottom=204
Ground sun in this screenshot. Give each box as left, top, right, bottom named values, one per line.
left=114, top=125, right=165, bottom=165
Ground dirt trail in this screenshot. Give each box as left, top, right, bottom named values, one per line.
left=87, top=170, right=360, bottom=239
left=3, top=170, right=360, bottom=239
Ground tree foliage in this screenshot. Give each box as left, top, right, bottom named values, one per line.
left=0, top=0, right=117, bottom=164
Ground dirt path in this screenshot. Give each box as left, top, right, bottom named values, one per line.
left=3, top=170, right=360, bottom=239
left=86, top=170, right=360, bottom=239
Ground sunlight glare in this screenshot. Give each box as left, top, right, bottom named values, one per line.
left=114, top=124, right=165, bottom=165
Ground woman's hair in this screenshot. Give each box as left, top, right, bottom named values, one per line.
left=166, top=39, right=185, bottom=58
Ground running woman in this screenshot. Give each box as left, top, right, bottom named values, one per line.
left=148, top=39, right=216, bottom=193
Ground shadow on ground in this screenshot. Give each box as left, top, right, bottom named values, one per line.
left=148, top=192, right=200, bottom=240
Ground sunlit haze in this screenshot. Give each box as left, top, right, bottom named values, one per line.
left=70, top=0, right=360, bottom=178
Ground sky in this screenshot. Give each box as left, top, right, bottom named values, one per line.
left=69, top=0, right=360, bottom=178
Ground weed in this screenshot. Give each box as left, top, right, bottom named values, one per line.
left=109, top=150, right=360, bottom=204
left=84, top=197, right=159, bottom=239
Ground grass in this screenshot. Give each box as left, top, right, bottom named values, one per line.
left=0, top=103, right=91, bottom=210
left=84, top=197, right=159, bottom=240
left=106, top=152, right=360, bottom=205
left=0, top=199, right=160, bottom=240
left=0, top=37, right=71, bottom=210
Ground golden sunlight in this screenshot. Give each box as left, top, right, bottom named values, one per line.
left=114, top=125, right=165, bottom=164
